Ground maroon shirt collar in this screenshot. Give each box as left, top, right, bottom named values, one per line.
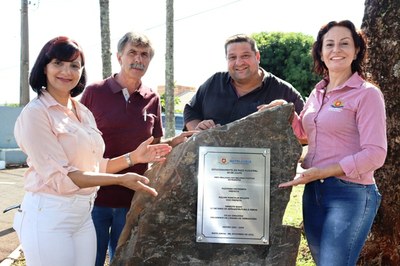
left=107, top=74, right=148, bottom=98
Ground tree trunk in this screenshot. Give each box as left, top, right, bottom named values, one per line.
left=165, top=0, right=175, bottom=138
left=358, top=0, right=400, bottom=265
left=99, top=0, right=112, bottom=79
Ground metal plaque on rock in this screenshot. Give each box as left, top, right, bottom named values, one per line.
left=196, top=146, right=270, bottom=245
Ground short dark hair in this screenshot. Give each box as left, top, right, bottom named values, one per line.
left=29, top=36, right=87, bottom=97
left=311, top=20, right=367, bottom=79
left=224, top=34, right=259, bottom=56
left=117, top=32, right=155, bottom=59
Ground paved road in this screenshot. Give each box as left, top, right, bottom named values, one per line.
left=0, top=167, right=26, bottom=263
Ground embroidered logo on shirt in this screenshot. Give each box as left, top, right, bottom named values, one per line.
left=331, top=99, right=344, bottom=108
left=328, top=99, right=344, bottom=112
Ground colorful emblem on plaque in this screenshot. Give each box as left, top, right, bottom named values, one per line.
left=219, top=157, right=228, bottom=164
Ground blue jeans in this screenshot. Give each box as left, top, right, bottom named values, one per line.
left=92, top=206, right=129, bottom=266
left=303, top=177, right=381, bottom=266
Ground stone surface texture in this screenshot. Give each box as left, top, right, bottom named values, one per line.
left=112, top=104, right=302, bottom=266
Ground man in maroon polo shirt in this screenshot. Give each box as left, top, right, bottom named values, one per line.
left=81, top=32, right=191, bottom=266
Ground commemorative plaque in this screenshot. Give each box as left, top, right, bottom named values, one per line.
left=196, top=146, right=270, bottom=245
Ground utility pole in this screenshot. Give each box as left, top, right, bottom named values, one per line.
left=165, top=0, right=175, bottom=138
left=20, top=0, right=29, bottom=106
left=99, top=0, right=112, bottom=78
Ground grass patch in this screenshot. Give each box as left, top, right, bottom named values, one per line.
left=283, top=185, right=315, bottom=266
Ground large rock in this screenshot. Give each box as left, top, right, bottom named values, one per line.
left=112, top=104, right=302, bottom=266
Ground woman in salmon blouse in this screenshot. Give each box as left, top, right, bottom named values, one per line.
left=13, top=36, right=172, bottom=266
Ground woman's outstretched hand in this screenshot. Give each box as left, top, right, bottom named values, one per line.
left=118, top=173, right=158, bottom=197
left=278, top=167, right=322, bottom=188
left=132, top=136, right=172, bottom=164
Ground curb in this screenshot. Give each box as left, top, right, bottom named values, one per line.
left=0, top=245, right=22, bottom=266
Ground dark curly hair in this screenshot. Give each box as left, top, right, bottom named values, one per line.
left=29, top=36, right=87, bottom=97
left=311, top=20, right=367, bottom=79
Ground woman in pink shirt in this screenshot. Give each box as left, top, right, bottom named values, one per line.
left=262, top=20, right=387, bottom=265
left=13, top=36, right=172, bottom=266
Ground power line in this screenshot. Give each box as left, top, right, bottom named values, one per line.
left=0, top=0, right=242, bottom=74
left=144, top=0, right=242, bottom=31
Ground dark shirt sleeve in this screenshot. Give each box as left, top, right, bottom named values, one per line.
left=265, top=73, right=305, bottom=115
left=292, top=93, right=305, bottom=115
left=152, top=95, right=164, bottom=138
left=183, top=77, right=211, bottom=125
left=281, top=84, right=305, bottom=115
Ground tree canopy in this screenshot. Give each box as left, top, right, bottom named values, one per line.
left=252, top=32, right=321, bottom=98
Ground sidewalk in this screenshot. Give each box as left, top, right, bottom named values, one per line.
left=0, top=167, right=26, bottom=265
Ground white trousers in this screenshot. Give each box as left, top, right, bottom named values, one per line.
left=13, top=192, right=96, bottom=266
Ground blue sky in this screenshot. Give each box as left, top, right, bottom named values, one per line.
left=0, top=0, right=365, bottom=104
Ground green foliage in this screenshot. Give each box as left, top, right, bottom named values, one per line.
left=160, top=93, right=181, bottom=113
left=1, top=103, right=20, bottom=107
left=252, top=32, right=322, bottom=98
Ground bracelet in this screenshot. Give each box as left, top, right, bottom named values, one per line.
left=124, top=152, right=134, bottom=167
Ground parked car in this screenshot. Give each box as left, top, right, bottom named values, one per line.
left=161, top=113, right=184, bottom=135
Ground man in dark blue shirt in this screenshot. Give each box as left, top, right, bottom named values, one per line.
left=184, top=34, right=304, bottom=131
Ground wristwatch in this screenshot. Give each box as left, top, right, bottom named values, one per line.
left=124, top=152, right=134, bottom=167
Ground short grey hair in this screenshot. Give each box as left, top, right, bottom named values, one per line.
left=117, top=32, right=155, bottom=59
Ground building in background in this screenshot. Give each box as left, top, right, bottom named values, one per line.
left=157, top=84, right=196, bottom=112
